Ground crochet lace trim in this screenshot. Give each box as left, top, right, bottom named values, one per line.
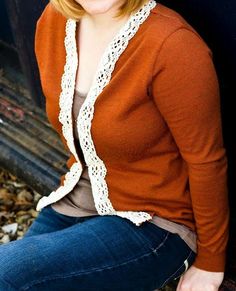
left=36, top=0, right=157, bottom=226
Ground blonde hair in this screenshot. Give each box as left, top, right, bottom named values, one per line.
left=50, top=0, right=149, bottom=20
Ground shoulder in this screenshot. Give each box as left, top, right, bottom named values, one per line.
left=34, top=3, right=68, bottom=100
left=149, top=3, right=197, bottom=34
left=34, top=3, right=68, bottom=66
left=35, top=3, right=67, bottom=48
left=146, top=3, right=211, bottom=54
left=36, top=2, right=66, bottom=28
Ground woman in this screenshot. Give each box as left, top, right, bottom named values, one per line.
left=0, top=0, right=229, bottom=290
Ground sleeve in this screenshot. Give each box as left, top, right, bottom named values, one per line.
left=151, top=28, right=230, bottom=272
left=34, top=3, right=52, bottom=74
left=34, top=3, right=69, bottom=151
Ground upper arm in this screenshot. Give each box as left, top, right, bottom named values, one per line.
left=151, top=28, right=225, bottom=165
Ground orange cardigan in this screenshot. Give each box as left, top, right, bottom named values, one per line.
left=35, top=0, right=229, bottom=272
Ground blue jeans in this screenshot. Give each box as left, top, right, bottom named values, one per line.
left=0, top=205, right=196, bottom=290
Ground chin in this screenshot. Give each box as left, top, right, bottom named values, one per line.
left=77, top=0, right=122, bottom=15
left=84, top=8, right=111, bottom=15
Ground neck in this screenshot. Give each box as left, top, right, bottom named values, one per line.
left=81, top=4, right=130, bottom=31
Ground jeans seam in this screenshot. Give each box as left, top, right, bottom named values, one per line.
left=175, top=249, right=193, bottom=276
left=149, top=231, right=170, bottom=254
left=20, top=233, right=170, bottom=290
left=159, top=249, right=194, bottom=289
left=1, top=276, right=18, bottom=291
left=136, top=222, right=170, bottom=249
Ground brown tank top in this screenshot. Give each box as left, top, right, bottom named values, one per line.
left=51, top=90, right=197, bottom=253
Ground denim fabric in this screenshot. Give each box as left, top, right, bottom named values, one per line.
left=0, top=205, right=196, bottom=291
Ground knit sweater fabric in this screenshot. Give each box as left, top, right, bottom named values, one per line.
left=51, top=89, right=197, bottom=253
left=34, top=0, right=230, bottom=272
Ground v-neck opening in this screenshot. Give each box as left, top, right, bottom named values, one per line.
left=72, top=11, right=136, bottom=153
left=73, top=8, right=142, bottom=102
left=67, top=0, right=157, bottom=163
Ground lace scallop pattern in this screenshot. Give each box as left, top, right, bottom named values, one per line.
left=36, top=0, right=157, bottom=225
left=58, top=19, right=79, bottom=161
left=36, top=162, right=83, bottom=211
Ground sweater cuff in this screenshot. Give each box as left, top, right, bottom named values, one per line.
left=192, top=246, right=227, bottom=272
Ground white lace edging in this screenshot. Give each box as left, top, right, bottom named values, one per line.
left=58, top=19, right=80, bottom=162
left=36, top=162, right=82, bottom=211
left=36, top=0, right=157, bottom=226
